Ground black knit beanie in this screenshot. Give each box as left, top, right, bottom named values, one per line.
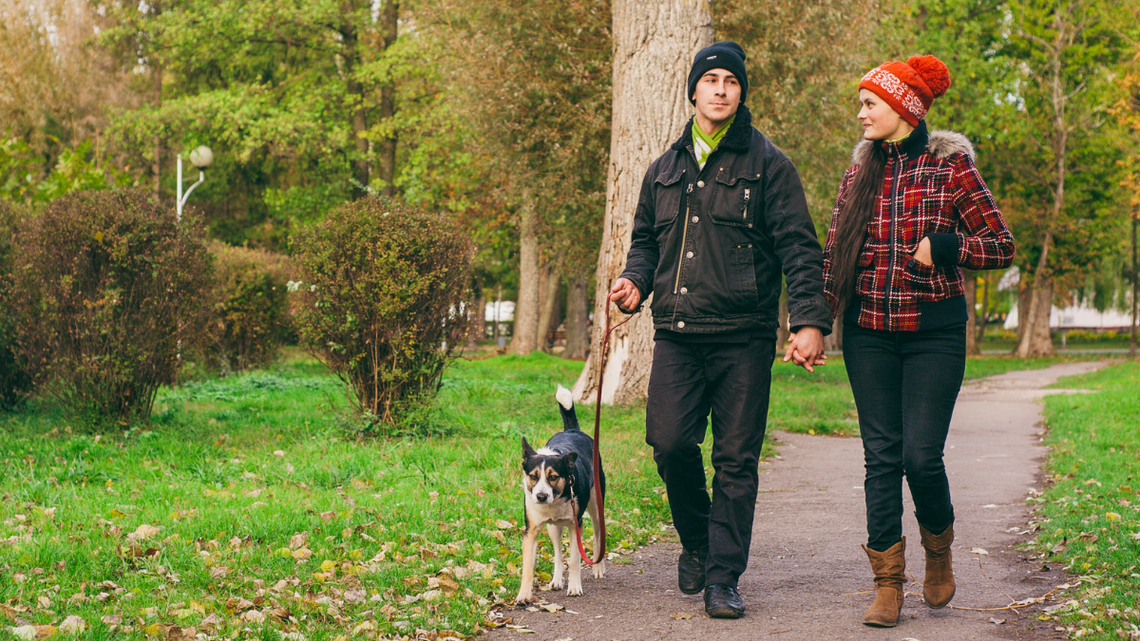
left=687, top=41, right=748, bottom=104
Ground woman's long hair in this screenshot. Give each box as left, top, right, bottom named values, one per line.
left=829, top=142, right=888, bottom=315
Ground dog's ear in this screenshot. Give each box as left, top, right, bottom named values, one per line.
left=563, top=451, right=578, bottom=468
left=522, top=437, right=538, bottom=462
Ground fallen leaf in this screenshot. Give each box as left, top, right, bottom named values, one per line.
left=131, top=524, right=161, bottom=540
left=990, top=617, right=1006, bottom=624
left=37, top=595, right=51, bottom=609
left=495, top=519, right=513, bottom=529
left=241, top=610, right=265, bottom=623
left=1106, top=512, right=1121, bottom=522
left=198, top=614, right=220, bottom=631
left=292, top=548, right=313, bottom=561
left=288, top=533, right=306, bottom=549
left=10, top=626, right=37, bottom=641
left=59, top=616, right=86, bottom=634
left=351, top=620, right=377, bottom=634
left=671, top=612, right=694, bottom=619
left=100, top=615, right=121, bottom=627
left=273, top=450, right=285, bottom=457
left=540, top=603, right=564, bottom=613
left=970, top=547, right=989, bottom=555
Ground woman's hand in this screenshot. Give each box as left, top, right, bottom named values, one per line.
left=912, top=236, right=934, bottom=266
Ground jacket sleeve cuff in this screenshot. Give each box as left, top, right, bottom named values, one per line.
left=925, top=233, right=960, bottom=267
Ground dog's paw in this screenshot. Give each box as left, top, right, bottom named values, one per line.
left=566, top=583, right=583, bottom=597
left=592, top=560, right=606, bottom=580
left=545, top=577, right=564, bottom=591
left=514, top=591, right=536, bottom=606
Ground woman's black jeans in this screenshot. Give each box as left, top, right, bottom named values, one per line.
left=843, top=321, right=965, bottom=552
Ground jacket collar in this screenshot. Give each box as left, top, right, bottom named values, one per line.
left=880, top=119, right=929, bottom=159
left=671, top=103, right=753, bottom=153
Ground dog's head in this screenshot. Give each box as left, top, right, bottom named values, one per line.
left=521, top=437, right=577, bottom=505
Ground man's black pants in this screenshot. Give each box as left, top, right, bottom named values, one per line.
left=843, top=321, right=965, bottom=552
left=645, top=332, right=775, bottom=588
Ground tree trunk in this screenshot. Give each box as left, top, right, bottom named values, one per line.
left=827, top=315, right=843, bottom=354
left=563, top=276, right=590, bottom=360
left=977, top=270, right=990, bottom=344
left=1016, top=277, right=1054, bottom=357
left=342, top=22, right=371, bottom=199
left=537, top=262, right=563, bottom=352
left=964, top=269, right=979, bottom=356
left=151, top=0, right=163, bottom=199
left=469, top=293, right=486, bottom=348
left=377, top=0, right=399, bottom=197
left=573, top=0, right=714, bottom=404
left=512, top=203, right=541, bottom=355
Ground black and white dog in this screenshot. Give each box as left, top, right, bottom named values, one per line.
left=515, top=385, right=606, bottom=604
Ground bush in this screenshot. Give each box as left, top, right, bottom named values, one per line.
left=6, top=189, right=213, bottom=423
left=292, top=197, right=473, bottom=428
left=0, top=200, right=34, bottom=410
left=202, top=242, right=295, bottom=373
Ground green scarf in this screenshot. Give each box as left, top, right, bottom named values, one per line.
left=692, top=115, right=735, bottom=169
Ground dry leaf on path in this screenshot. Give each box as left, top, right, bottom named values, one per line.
left=970, top=547, right=989, bottom=555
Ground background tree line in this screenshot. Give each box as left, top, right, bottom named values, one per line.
left=2, top=0, right=1138, bottom=392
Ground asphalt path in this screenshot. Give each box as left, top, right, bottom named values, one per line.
left=486, top=361, right=1109, bottom=641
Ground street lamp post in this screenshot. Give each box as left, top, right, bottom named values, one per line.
left=176, top=145, right=214, bottom=223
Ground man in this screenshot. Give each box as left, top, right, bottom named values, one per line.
left=609, top=41, right=832, bottom=619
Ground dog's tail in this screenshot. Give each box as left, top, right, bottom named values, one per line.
left=556, top=385, right=580, bottom=432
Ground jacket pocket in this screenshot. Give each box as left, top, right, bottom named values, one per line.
left=855, top=246, right=877, bottom=295
left=653, top=168, right=686, bottom=228
left=901, top=258, right=949, bottom=300
left=710, top=171, right=760, bottom=228
left=730, top=244, right=759, bottom=309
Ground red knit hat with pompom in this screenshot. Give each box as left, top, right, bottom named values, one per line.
left=859, top=55, right=951, bottom=126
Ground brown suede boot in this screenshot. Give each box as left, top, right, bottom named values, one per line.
left=862, top=538, right=906, bottom=627
left=919, top=523, right=956, bottom=609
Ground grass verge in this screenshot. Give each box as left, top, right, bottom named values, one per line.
left=1029, top=360, right=1140, bottom=640
left=0, top=349, right=1085, bottom=639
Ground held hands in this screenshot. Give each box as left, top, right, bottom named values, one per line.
left=609, top=278, right=641, bottom=313
left=912, top=236, right=934, bottom=266
left=783, top=326, right=826, bottom=373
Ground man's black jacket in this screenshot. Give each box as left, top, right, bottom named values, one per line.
left=619, top=104, right=833, bottom=337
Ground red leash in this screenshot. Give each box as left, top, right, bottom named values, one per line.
left=574, top=291, right=634, bottom=565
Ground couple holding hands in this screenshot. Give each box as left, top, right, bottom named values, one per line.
left=608, top=41, right=1014, bottom=624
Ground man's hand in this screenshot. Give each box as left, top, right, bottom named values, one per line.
left=609, top=278, right=642, bottom=313
left=783, top=326, right=826, bottom=373
left=913, top=236, right=933, bottom=266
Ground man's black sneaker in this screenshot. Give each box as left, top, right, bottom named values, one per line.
left=704, top=583, right=745, bottom=619
left=677, top=546, right=707, bottom=595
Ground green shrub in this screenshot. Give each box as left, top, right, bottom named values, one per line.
left=0, top=200, right=34, bottom=409
left=292, top=197, right=473, bottom=428
left=202, top=242, right=295, bottom=373
left=6, top=189, right=213, bottom=423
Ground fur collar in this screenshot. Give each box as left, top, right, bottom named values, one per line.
left=671, top=103, right=754, bottom=153
left=851, top=121, right=975, bottom=165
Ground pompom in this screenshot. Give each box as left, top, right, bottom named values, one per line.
left=907, top=55, right=951, bottom=98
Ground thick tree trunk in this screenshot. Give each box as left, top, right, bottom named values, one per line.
left=964, top=269, right=979, bottom=356
left=563, top=276, right=590, bottom=359
left=342, top=23, right=371, bottom=199
left=1016, top=277, right=1054, bottom=357
left=151, top=0, right=163, bottom=199
left=512, top=203, right=541, bottom=355
left=573, top=0, right=714, bottom=404
left=377, top=0, right=398, bottom=197
left=827, top=316, right=843, bottom=354
left=537, top=263, right=563, bottom=352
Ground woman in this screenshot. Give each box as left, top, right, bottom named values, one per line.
left=821, top=55, right=1015, bottom=627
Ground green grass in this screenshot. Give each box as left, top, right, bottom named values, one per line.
left=0, top=349, right=1087, bottom=638
left=1029, top=360, right=1140, bottom=640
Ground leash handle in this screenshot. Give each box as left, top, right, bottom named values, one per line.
left=575, top=291, right=634, bottom=565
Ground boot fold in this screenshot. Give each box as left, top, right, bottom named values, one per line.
left=862, top=537, right=906, bottom=627
left=919, top=523, right=956, bottom=609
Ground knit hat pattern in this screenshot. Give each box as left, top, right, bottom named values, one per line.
left=859, top=55, right=951, bottom=126
left=687, top=41, right=749, bottom=104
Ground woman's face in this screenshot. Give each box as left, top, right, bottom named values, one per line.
left=858, top=88, right=909, bottom=141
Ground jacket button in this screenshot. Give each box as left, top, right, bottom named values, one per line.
left=677, top=321, right=686, bottom=329
left=680, top=287, right=688, bottom=294
left=686, top=251, right=694, bottom=258
left=908, top=259, right=917, bottom=268
left=747, top=223, right=753, bottom=228
left=697, top=180, right=705, bottom=188
left=692, top=216, right=699, bottom=223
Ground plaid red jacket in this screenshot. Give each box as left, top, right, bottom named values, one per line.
left=823, top=123, right=1015, bottom=332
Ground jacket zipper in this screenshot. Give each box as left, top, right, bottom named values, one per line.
left=883, top=147, right=902, bottom=330
left=674, top=182, right=695, bottom=295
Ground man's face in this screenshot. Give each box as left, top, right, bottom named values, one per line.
left=692, top=69, right=741, bottom=127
